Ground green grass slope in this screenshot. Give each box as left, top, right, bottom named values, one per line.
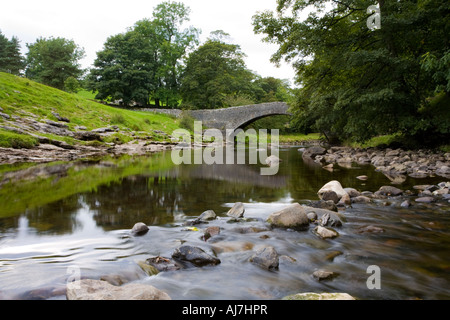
left=0, top=72, right=180, bottom=147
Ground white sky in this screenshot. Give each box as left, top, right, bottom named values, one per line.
left=0, top=0, right=298, bottom=85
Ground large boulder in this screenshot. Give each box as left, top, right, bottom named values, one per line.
left=318, top=181, right=348, bottom=201
left=66, top=279, right=171, bottom=300
left=172, top=245, right=221, bottom=267
left=266, top=203, right=309, bottom=230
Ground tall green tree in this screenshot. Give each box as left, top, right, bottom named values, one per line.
left=26, top=37, right=85, bottom=90
left=180, top=32, right=256, bottom=109
left=89, top=1, right=199, bottom=108
left=0, top=30, right=25, bottom=75
left=253, top=0, right=450, bottom=145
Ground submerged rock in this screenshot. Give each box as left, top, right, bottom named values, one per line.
left=312, top=270, right=336, bottom=281
left=172, top=245, right=221, bottom=267
left=66, top=279, right=171, bottom=300
left=266, top=203, right=309, bottom=230
left=249, top=246, right=279, bottom=271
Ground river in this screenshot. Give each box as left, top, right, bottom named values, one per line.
left=0, top=146, right=449, bottom=300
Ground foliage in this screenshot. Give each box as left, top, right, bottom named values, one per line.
left=64, top=76, right=81, bottom=93
left=253, top=0, right=450, bottom=145
left=180, top=33, right=256, bottom=109
left=0, top=30, right=25, bottom=75
left=89, top=1, right=199, bottom=108
left=25, top=37, right=85, bottom=90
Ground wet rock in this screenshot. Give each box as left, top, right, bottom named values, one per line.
left=318, top=181, right=348, bottom=201
left=266, top=203, right=309, bottom=230
left=415, top=197, right=436, bottom=203
left=324, top=251, right=344, bottom=262
left=302, top=146, right=326, bottom=159
left=307, top=200, right=337, bottom=212
left=283, top=292, right=355, bottom=300
left=172, top=245, right=221, bottom=267
left=137, top=261, right=160, bottom=276
left=249, top=246, right=279, bottom=271
left=307, top=211, right=318, bottom=222
left=313, top=226, right=339, bottom=239
left=320, top=212, right=330, bottom=227
left=227, top=202, right=245, bottom=219
left=375, top=186, right=403, bottom=197
left=202, top=226, right=221, bottom=241
left=338, top=192, right=351, bottom=206
left=436, top=166, right=450, bottom=178
left=144, top=256, right=181, bottom=272
left=232, top=226, right=269, bottom=234
left=352, top=196, right=372, bottom=204
left=344, top=188, right=361, bottom=198
left=321, top=190, right=340, bottom=204
left=357, top=175, right=368, bottom=181
left=66, top=279, right=171, bottom=300
left=303, top=206, right=343, bottom=227
left=131, top=222, right=149, bottom=236
left=312, top=270, right=336, bottom=281
left=199, top=210, right=217, bottom=221
left=401, top=200, right=411, bottom=208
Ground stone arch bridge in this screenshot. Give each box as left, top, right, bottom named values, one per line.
left=140, top=102, right=291, bottom=137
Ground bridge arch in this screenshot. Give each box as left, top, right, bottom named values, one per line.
left=139, top=102, right=292, bottom=140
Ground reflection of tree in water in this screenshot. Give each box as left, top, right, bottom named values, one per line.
left=83, top=176, right=183, bottom=230
left=1, top=195, right=82, bottom=235
left=83, top=168, right=289, bottom=231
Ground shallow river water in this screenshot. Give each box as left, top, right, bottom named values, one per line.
left=0, top=147, right=449, bottom=300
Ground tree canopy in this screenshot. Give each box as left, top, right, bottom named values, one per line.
left=253, top=0, right=450, bottom=145
left=89, top=1, right=199, bottom=107
left=0, top=30, right=25, bottom=76
left=25, top=37, right=85, bottom=90
left=180, top=32, right=257, bottom=109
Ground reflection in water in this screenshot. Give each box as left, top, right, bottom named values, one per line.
left=0, top=148, right=449, bottom=300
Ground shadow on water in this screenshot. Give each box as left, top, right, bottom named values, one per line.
left=0, top=147, right=449, bottom=300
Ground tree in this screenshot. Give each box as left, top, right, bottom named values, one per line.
left=26, top=37, right=85, bottom=90
left=0, top=30, right=25, bottom=75
left=89, top=1, right=199, bottom=108
left=253, top=0, right=450, bottom=145
left=180, top=32, right=256, bottom=109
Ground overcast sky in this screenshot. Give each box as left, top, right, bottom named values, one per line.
left=0, top=0, right=298, bottom=85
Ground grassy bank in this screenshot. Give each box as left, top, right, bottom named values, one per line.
left=0, top=72, right=181, bottom=148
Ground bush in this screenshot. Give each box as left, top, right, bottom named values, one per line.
left=179, top=111, right=196, bottom=132
left=110, top=113, right=126, bottom=125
